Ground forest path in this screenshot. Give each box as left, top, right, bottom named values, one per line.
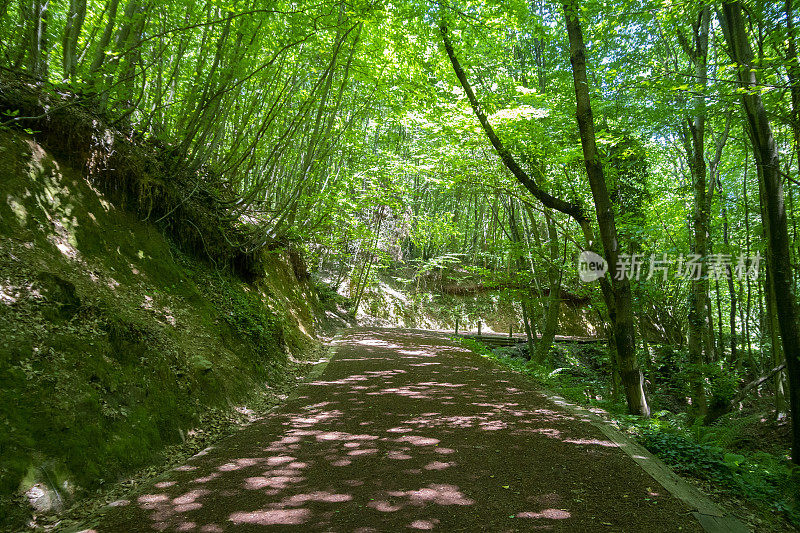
left=97, top=328, right=706, bottom=532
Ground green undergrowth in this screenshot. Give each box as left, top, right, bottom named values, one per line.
left=635, top=417, right=800, bottom=525
left=313, top=277, right=354, bottom=312
left=0, top=75, right=267, bottom=280
left=33, top=342, right=323, bottom=533
left=457, top=337, right=800, bottom=530
left=458, top=337, right=614, bottom=407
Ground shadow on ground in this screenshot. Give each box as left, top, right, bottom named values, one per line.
left=95, top=328, right=703, bottom=532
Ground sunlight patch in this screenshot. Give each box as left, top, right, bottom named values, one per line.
left=7, top=195, right=27, bottom=225
left=281, top=491, right=352, bottom=506
left=563, top=438, right=616, bottom=447
left=172, top=489, right=208, bottom=505
left=387, top=484, right=474, bottom=506
left=229, top=509, right=310, bottom=526
left=368, top=500, right=403, bottom=512
left=423, top=461, right=451, bottom=471
left=217, top=458, right=263, bottom=471
left=409, top=519, right=439, bottom=530
left=243, top=475, right=303, bottom=490
left=396, top=435, right=440, bottom=446
left=516, top=509, right=571, bottom=519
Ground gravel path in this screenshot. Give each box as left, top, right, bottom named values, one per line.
left=96, top=328, right=704, bottom=532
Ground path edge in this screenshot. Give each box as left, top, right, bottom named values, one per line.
left=540, top=391, right=750, bottom=533
left=284, top=331, right=342, bottom=399
left=70, top=334, right=345, bottom=533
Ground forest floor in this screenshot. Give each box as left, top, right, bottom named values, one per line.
left=89, top=328, right=724, bottom=532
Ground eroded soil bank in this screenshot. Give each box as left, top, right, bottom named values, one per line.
left=0, top=129, right=327, bottom=530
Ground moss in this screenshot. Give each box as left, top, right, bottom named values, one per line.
left=0, top=129, right=321, bottom=530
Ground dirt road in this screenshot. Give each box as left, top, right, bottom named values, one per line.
left=96, top=328, right=704, bottom=532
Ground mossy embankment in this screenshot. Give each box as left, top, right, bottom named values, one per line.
left=0, top=122, right=324, bottom=529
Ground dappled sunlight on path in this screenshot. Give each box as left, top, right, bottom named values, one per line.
left=97, top=328, right=703, bottom=532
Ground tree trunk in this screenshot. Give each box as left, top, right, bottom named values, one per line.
left=562, top=0, right=649, bottom=416
left=677, top=7, right=712, bottom=417
left=440, top=16, right=648, bottom=415
left=88, top=0, right=121, bottom=77
left=765, top=267, right=789, bottom=418
left=61, top=0, right=86, bottom=82
left=722, top=198, right=738, bottom=363
left=25, top=0, right=49, bottom=81
left=742, top=145, right=753, bottom=370
left=507, top=198, right=536, bottom=360
left=720, top=0, right=800, bottom=464
left=534, top=215, right=562, bottom=364
left=521, top=301, right=535, bottom=359
left=786, top=0, right=800, bottom=180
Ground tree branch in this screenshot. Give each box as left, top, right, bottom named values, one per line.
left=438, top=23, right=587, bottom=225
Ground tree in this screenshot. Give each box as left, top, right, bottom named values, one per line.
left=677, top=5, right=712, bottom=418
left=562, top=0, right=649, bottom=416
left=719, top=0, right=800, bottom=464
left=439, top=12, right=649, bottom=416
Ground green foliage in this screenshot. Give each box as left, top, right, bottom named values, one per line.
left=638, top=424, right=800, bottom=524
left=1, top=310, right=192, bottom=496
left=669, top=359, right=742, bottom=413
left=458, top=337, right=621, bottom=409
left=1, top=0, right=799, bottom=527
left=312, top=278, right=351, bottom=309
left=703, top=364, right=741, bottom=409
left=639, top=428, right=737, bottom=484
left=455, top=337, right=492, bottom=357
left=0, top=132, right=315, bottom=530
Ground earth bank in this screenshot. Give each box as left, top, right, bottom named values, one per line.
left=0, top=127, right=328, bottom=531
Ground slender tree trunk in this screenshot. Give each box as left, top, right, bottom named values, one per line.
left=88, top=0, right=121, bottom=77
left=562, top=0, right=649, bottom=416
left=677, top=6, right=712, bottom=417
left=353, top=207, right=385, bottom=314
left=722, top=197, right=738, bottom=363
left=61, top=0, right=86, bottom=82
left=758, top=164, right=789, bottom=418
left=715, top=277, right=723, bottom=357
left=521, top=302, right=535, bottom=359
left=534, top=214, right=562, bottom=364
left=764, top=266, right=788, bottom=417
left=599, top=311, right=622, bottom=401
left=743, top=146, right=753, bottom=370
left=25, top=0, right=48, bottom=81
left=786, top=0, right=800, bottom=179
left=720, top=1, right=800, bottom=464
left=508, top=199, right=536, bottom=359
left=440, top=16, right=648, bottom=415
left=524, top=206, right=547, bottom=330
